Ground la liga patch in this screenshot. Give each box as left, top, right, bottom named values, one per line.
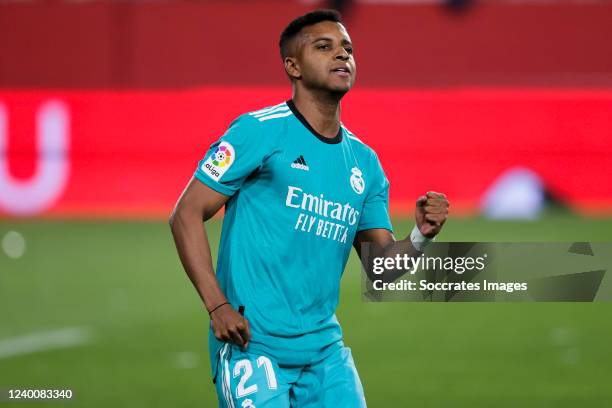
left=201, top=141, right=235, bottom=181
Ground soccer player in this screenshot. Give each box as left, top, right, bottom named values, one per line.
left=170, top=9, right=449, bottom=407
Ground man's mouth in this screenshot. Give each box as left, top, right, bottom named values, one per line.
left=331, top=67, right=350, bottom=77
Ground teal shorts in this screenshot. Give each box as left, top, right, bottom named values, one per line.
left=212, top=341, right=366, bottom=407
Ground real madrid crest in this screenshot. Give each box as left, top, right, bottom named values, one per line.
left=350, top=167, right=365, bottom=195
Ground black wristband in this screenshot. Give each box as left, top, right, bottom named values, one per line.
left=208, top=301, right=230, bottom=317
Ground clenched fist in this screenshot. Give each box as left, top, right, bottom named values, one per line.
left=415, top=191, right=449, bottom=238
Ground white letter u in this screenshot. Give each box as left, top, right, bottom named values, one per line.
left=0, top=100, right=70, bottom=215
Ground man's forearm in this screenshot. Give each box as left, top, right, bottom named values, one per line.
left=170, top=210, right=226, bottom=311
left=381, top=237, right=422, bottom=283
left=364, top=236, right=422, bottom=284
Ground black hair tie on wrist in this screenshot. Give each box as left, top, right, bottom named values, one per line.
left=208, top=301, right=230, bottom=317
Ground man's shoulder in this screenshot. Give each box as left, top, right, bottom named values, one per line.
left=235, top=101, right=294, bottom=127
left=342, top=124, right=377, bottom=157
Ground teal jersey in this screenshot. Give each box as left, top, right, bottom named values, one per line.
left=195, top=100, right=392, bottom=366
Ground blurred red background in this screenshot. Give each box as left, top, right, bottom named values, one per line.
left=1, top=0, right=611, bottom=217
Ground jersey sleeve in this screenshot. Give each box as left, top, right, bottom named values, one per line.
left=357, top=152, right=393, bottom=233
left=194, top=114, right=267, bottom=196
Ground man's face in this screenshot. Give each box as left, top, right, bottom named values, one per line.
left=289, top=21, right=356, bottom=94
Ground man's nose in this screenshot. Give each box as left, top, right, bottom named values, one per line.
left=335, top=48, right=349, bottom=61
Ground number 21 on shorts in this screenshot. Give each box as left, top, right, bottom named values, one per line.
left=233, top=356, right=278, bottom=399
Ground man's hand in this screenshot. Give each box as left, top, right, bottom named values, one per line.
left=415, top=191, right=449, bottom=238
left=210, top=304, right=251, bottom=350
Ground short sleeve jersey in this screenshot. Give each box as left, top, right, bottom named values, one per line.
left=195, top=100, right=392, bottom=365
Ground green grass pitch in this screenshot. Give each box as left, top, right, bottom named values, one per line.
left=1, top=214, right=612, bottom=407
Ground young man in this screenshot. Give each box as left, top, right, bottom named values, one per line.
left=170, top=10, right=449, bottom=407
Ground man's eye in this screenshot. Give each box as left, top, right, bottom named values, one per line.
left=317, top=44, right=330, bottom=50
left=345, top=47, right=353, bottom=54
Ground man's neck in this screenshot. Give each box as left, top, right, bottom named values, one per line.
left=291, top=90, right=342, bottom=139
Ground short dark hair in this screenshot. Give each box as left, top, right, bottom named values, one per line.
left=279, top=9, right=343, bottom=59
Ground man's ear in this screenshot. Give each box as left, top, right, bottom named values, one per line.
left=284, top=57, right=301, bottom=80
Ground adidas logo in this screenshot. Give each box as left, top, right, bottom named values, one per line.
left=291, top=155, right=310, bottom=171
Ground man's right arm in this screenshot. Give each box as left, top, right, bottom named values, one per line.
left=169, top=177, right=251, bottom=349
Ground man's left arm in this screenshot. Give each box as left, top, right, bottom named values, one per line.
left=354, top=191, right=449, bottom=283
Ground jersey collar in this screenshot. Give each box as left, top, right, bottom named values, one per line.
left=287, top=100, right=343, bottom=144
